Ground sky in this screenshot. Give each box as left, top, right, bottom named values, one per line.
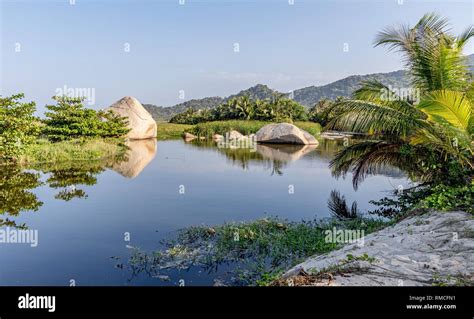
left=1, top=0, right=473, bottom=115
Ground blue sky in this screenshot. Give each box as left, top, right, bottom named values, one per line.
left=1, top=0, right=473, bottom=114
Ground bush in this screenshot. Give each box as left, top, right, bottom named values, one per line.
left=169, top=108, right=214, bottom=124
left=421, top=183, right=474, bottom=214
left=370, top=177, right=474, bottom=218
left=42, top=96, right=129, bottom=141
left=0, top=94, right=41, bottom=162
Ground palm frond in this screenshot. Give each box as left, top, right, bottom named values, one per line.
left=414, top=12, right=450, bottom=36
left=327, top=190, right=359, bottom=220
left=418, top=90, right=471, bottom=130
left=326, top=100, right=425, bottom=137
left=330, top=141, right=411, bottom=189
left=455, top=26, right=474, bottom=48
left=353, top=80, right=425, bottom=117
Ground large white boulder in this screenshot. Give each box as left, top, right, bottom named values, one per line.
left=256, top=123, right=318, bottom=145
left=106, top=96, right=157, bottom=140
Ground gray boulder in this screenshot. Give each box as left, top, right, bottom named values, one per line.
left=256, top=123, right=318, bottom=145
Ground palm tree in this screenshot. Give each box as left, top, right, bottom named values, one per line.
left=234, top=95, right=254, bottom=120
left=327, top=13, right=473, bottom=189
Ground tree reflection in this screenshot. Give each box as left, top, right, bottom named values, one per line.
left=32, top=159, right=120, bottom=201
left=0, top=166, right=43, bottom=229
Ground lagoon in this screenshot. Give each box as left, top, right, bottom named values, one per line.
left=0, top=139, right=410, bottom=286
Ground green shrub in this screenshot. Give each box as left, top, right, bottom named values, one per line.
left=0, top=94, right=41, bottom=162
left=169, top=108, right=214, bottom=124
left=42, top=96, right=129, bottom=141
left=370, top=176, right=474, bottom=218
left=421, top=183, right=474, bottom=213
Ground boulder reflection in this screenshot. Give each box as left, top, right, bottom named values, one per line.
left=111, top=139, right=157, bottom=178
left=186, top=140, right=322, bottom=174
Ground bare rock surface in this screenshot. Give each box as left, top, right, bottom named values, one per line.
left=106, top=96, right=157, bottom=140
left=283, top=211, right=473, bottom=286
left=227, top=130, right=244, bottom=140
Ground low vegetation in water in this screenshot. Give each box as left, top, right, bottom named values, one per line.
left=18, top=138, right=128, bottom=165
left=188, top=120, right=321, bottom=138
left=126, top=216, right=387, bottom=286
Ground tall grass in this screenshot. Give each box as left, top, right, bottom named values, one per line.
left=189, top=120, right=321, bottom=138
left=19, top=138, right=127, bottom=165
left=156, top=122, right=193, bottom=140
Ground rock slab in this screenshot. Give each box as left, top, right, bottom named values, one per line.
left=283, top=211, right=473, bottom=286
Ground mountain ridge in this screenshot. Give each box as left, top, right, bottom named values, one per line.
left=145, top=54, right=474, bottom=121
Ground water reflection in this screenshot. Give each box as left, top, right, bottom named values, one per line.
left=0, top=139, right=402, bottom=231
left=186, top=139, right=338, bottom=174
left=256, top=144, right=317, bottom=162
left=111, top=139, right=157, bottom=178
left=44, top=163, right=106, bottom=201
left=0, top=139, right=412, bottom=286
left=0, top=139, right=158, bottom=228
left=0, top=167, right=43, bottom=229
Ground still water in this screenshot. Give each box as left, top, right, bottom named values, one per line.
left=0, top=139, right=409, bottom=286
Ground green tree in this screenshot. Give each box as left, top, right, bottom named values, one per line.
left=234, top=96, right=255, bottom=120
left=271, top=97, right=307, bottom=121
left=43, top=96, right=129, bottom=141
left=0, top=94, right=41, bottom=162
left=98, top=109, right=131, bottom=138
